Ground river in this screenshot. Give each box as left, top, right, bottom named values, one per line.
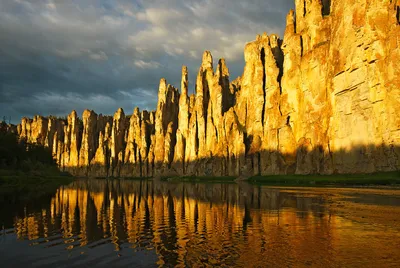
left=1, top=179, right=400, bottom=267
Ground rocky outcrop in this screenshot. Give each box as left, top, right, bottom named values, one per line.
left=153, top=79, right=180, bottom=175
left=61, top=111, right=81, bottom=171
left=172, top=66, right=190, bottom=174
left=78, top=110, right=98, bottom=175
left=15, top=0, right=400, bottom=177
left=20, top=116, right=48, bottom=145
left=109, top=108, right=126, bottom=177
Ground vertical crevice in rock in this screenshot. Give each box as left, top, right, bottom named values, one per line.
left=165, top=122, right=176, bottom=169
left=300, top=35, right=304, bottom=57
left=204, top=75, right=210, bottom=132
left=195, top=116, right=199, bottom=157
left=140, top=111, right=151, bottom=177
left=322, top=0, right=331, bottom=16
left=218, top=59, right=232, bottom=114
left=261, top=47, right=266, bottom=127
left=270, top=37, right=284, bottom=93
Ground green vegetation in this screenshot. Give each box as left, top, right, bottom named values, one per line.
left=0, top=123, right=58, bottom=175
left=0, top=176, right=73, bottom=201
left=159, top=172, right=400, bottom=186
left=161, top=176, right=237, bottom=183
left=0, top=121, right=73, bottom=198
left=249, top=172, right=400, bottom=186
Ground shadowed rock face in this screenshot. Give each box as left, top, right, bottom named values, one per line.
left=15, top=0, right=400, bottom=177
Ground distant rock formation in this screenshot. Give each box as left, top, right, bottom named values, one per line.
left=15, top=0, right=400, bottom=177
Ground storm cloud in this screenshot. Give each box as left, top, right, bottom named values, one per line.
left=0, top=0, right=294, bottom=122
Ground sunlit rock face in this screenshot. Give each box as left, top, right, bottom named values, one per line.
left=78, top=110, right=98, bottom=176
left=15, top=0, right=400, bottom=177
left=281, top=0, right=400, bottom=174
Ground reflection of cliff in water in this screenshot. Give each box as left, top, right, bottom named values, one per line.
left=59, top=179, right=328, bottom=215
left=13, top=179, right=334, bottom=267
left=9, top=179, right=400, bottom=266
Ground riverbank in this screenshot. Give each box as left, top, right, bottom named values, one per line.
left=0, top=126, right=74, bottom=199
left=0, top=171, right=74, bottom=201
left=161, top=171, right=400, bottom=186
left=1, top=171, right=398, bottom=198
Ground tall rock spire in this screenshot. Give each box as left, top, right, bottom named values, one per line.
left=154, top=78, right=180, bottom=173
left=110, top=108, right=126, bottom=176
left=79, top=110, right=98, bottom=174
left=173, top=66, right=190, bottom=173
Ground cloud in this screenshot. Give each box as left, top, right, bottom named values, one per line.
left=134, top=60, right=162, bottom=69
left=89, top=51, right=108, bottom=61
left=136, top=8, right=185, bottom=25
left=0, top=0, right=294, bottom=123
left=46, top=2, right=56, bottom=11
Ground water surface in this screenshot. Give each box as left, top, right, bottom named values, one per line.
left=1, top=179, right=400, bottom=267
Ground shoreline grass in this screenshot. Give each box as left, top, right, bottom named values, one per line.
left=0, top=172, right=74, bottom=200
left=249, top=171, right=400, bottom=186
left=1, top=171, right=398, bottom=193
left=158, top=171, right=400, bottom=186
left=161, top=176, right=237, bottom=183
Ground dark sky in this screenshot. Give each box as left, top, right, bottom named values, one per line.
left=0, top=0, right=294, bottom=123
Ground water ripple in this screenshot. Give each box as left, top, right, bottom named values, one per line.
left=0, top=180, right=400, bottom=267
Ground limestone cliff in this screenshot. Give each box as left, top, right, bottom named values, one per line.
left=16, top=0, right=400, bottom=177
